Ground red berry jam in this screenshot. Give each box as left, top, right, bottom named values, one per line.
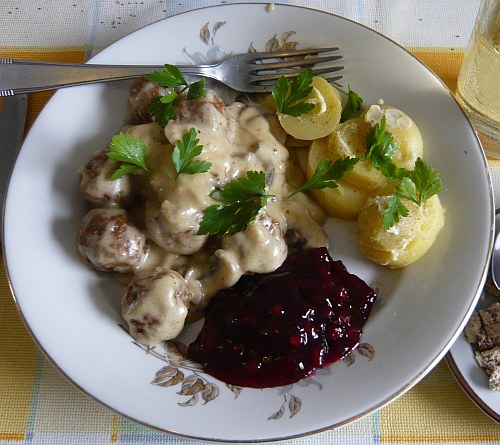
left=188, top=247, right=376, bottom=388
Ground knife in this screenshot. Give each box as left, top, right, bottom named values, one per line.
left=0, top=94, right=28, bottom=242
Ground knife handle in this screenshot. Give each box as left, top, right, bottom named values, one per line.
left=0, top=59, right=210, bottom=96
left=0, top=94, right=28, bottom=242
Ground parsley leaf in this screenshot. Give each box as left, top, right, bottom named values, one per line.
left=365, top=115, right=396, bottom=160
left=272, top=68, right=316, bottom=117
left=383, top=194, right=409, bottom=229
left=187, top=79, right=205, bottom=100
left=148, top=92, right=178, bottom=127
left=198, top=171, right=272, bottom=238
left=107, top=132, right=149, bottom=180
left=172, top=128, right=212, bottom=180
left=146, top=64, right=205, bottom=126
left=382, top=159, right=443, bottom=229
left=111, top=163, right=142, bottom=179
left=364, top=115, right=403, bottom=181
left=287, top=157, right=359, bottom=198
left=145, top=64, right=187, bottom=88
left=340, top=86, right=363, bottom=122
left=395, top=176, right=418, bottom=203
left=407, top=157, right=443, bottom=205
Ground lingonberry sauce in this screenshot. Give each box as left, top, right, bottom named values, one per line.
left=188, top=247, right=376, bottom=388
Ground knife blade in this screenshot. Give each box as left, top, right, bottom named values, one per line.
left=0, top=94, right=28, bottom=241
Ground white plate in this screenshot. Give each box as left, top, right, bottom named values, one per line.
left=446, top=211, right=500, bottom=423
left=447, top=292, right=500, bottom=424
left=3, top=4, right=494, bottom=442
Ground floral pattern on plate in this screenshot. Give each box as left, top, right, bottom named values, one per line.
left=133, top=339, right=374, bottom=420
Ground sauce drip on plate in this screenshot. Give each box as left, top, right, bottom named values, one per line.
left=188, top=247, right=376, bottom=388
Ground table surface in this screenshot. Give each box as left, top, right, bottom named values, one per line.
left=1, top=1, right=499, bottom=444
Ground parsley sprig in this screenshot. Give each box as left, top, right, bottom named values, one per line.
left=403, top=157, right=443, bottom=205
left=171, top=128, right=212, bottom=180
left=364, top=115, right=404, bottom=181
left=383, top=194, right=409, bottom=229
left=107, top=132, right=150, bottom=180
left=148, top=92, right=178, bottom=128
left=363, top=117, right=443, bottom=228
left=383, top=158, right=442, bottom=228
left=272, top=68, right=316, bottom=117
left=146, top=64, right=205, bottom=126
left=287, top=157, right=359, bottom=198
left=340, top=86, right=363, bottom=122
left=198, top=171, right=272, bottom=238
left=383, top=160, right=442, bottom=230
left=198, top=157, right=360, bottom=237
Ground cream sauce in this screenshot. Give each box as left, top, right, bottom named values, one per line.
left=122, top=269, right=190, bottom=345
left=131, top=90, right=328, bottom=306
left=81, top=89, right=329, bottom=345
left=364, top=104, right=413, bottom=130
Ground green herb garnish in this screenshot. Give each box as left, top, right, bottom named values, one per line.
left=146, top=64, right=205, bottom=126
left=172, top=128, right=212, bottom=180
left=364, top=115, right=405, bottom=181
left=148, top=92, right=177, bottom=128
left=107, top=132, right=149, bottom=180
left=404, top=157, right=443, bottom=205
left=363, top=116, right=443, bottom=228
left=145, top=64, right=204, bottom=92
left=364, top=115, right=396, bottom=166
left=287, top=157, right=359, bottom=198
left=383, top=158, right=443, bottom=229
left=198, top=171, right=272, bottom=238
left=383, top=193, right=409, bottom=229
left=340, top=86, right=363, bottom=122
left=272, top=68, right=316, bottom=117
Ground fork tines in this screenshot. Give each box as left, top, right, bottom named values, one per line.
left=249, top=47, right=344, bottom=85
left=251, top=47, right=341, bottom=61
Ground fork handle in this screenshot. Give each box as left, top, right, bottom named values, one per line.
left=0, top=59, right=218, bottom=96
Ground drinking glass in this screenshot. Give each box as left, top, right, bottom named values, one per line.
left=456, top=0, right=500, bottom=157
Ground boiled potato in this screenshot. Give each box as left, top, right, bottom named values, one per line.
left=329, top=104, right=424, bottom=192
left=328, top=118, right=388, bottom=192
left=260, top=93, right=278, bottom=111
left=278, top=76, right=342, bottom=140
left=306, top=137, right=368, bottom=220
left=360, top=104, right=423, bottom=170
left=358, top=194, right=444, bottom=268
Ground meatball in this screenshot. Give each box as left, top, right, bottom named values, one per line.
left=197, top=212, right=288, bottom=304
left=78, top=149, right=137, bottom=207
left=144, top=199, right=209, bottom=255
left=122, top=269, right=190, bottom=345
left=221, top=212, right=288, bottom=274
left=128, top=76, right=171, bottom=123
left=281, top=200, right=329, bottom=251
left=77, top=208, right=148, bottom=273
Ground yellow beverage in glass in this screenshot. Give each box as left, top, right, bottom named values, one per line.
left=457, top=0, right=500, bottom=155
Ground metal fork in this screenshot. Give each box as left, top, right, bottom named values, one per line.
left=0, top=47, right=343, bottom=96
